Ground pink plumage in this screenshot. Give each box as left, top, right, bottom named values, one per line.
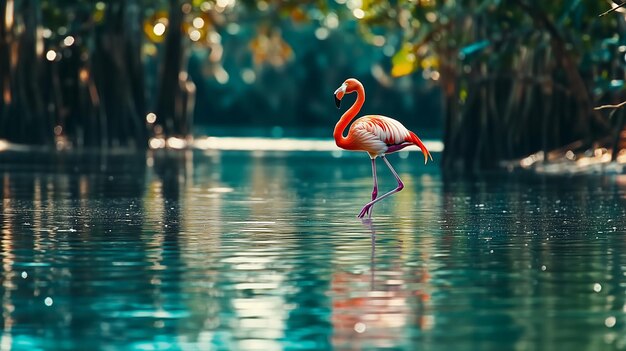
left=349, top=115, right=421, bottom=158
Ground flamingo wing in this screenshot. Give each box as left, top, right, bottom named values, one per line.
left=347, top=116, right=409, bottom=154
left=348, top=116, right=432, bottom=162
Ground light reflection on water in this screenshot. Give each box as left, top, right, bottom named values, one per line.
left=0, top=149, right=626, bottom=350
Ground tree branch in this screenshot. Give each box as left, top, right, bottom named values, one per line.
left=594, top=101, right=626, bottom=110
left=599, top=1, right=626, bottom=17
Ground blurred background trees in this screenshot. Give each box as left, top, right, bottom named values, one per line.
left=1, top=0, right=625, bottom=170
left=362, top=0, right=623, bottom=169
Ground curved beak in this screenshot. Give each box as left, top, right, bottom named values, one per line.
left=334, top=83, right=347, bottom=109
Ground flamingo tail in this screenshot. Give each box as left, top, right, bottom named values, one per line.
left=408, top=131, right=433, bottom=164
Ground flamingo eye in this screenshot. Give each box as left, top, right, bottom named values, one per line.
left=334, top=82, right=347, bottom=95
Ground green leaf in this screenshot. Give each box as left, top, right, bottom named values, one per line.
left=391, top=43, right=416, bottom=77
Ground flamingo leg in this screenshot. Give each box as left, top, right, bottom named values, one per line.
left=357, top=155, right=404, bottom=218
left=365, top=158, right=378, bottom=218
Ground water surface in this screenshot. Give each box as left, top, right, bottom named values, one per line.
left=1, top=149, right=626, bottom=350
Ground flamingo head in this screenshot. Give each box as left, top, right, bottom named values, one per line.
left=334, top=82, right=347, bottom=108
left=334, top=78, right=361, bottom=108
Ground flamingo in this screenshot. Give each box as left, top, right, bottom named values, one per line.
left=333, top=78, right=432, bottom=218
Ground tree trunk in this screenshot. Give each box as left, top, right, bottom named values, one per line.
left=155, top=0, right=194, bottom=139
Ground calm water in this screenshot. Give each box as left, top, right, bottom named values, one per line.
left=1, top=149, right=626, bottom=350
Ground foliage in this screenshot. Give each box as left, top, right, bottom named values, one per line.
left=0, top=0, right=357, bottom=147
left=343, top=0, right=625, bottom=169
left=2, top=0, right=626, bottom=171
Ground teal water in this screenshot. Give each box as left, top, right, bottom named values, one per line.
left=1, top=149, right=626, bottom=350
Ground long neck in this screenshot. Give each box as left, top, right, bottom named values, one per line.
left=333, top=84, right=365, bottom=148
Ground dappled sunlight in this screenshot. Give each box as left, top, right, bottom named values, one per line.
left=5, top=0, right=626, bottom=350
left=513, top=147, right=626, bottom=174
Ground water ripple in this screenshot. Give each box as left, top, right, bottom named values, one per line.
left=0, top=150, right=623, bottom=350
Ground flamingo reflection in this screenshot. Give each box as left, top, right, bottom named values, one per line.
left=330, top=220, right=433, bottom=349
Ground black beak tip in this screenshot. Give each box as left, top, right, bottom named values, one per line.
left=335, top=96, right=341, bottom=109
